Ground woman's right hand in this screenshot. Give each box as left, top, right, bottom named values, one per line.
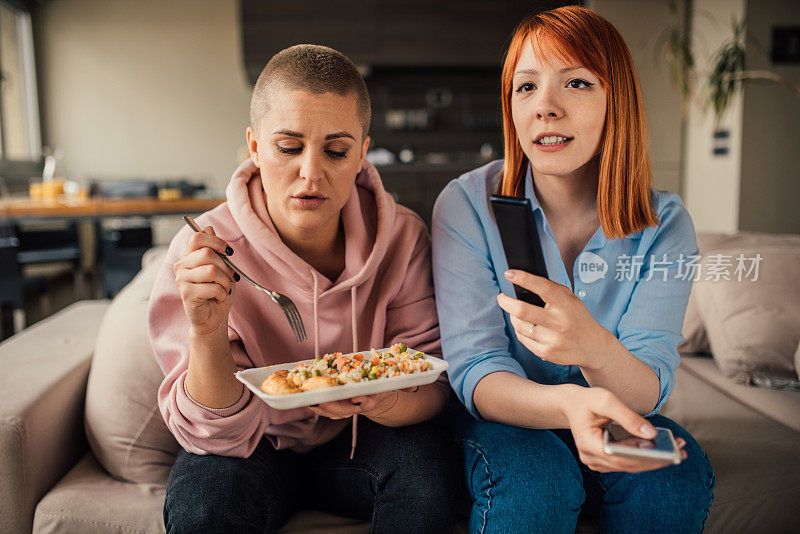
left=173, top=226, right=238, bottom=337
left=562, top=387, right=687, bottom=473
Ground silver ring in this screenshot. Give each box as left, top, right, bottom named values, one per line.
left=528, top=323, right=535, bottom=337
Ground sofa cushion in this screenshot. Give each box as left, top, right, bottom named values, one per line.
left=33, top=453, right=166, bottom=534
left=84, top=247, right=180, bottom=484
left=679, top=290, right=709, bottom=354
left=697, top=231, right=800, bottom=252
left=660, top=357, right=800, bottom=533
left=33, top=453, right=373, bottom=534
left=693, top=245, right=800, bottom=386
left=796, top=339, right=800, bottom=380
left=679, top=232, right=800, bottom=355
left=678, top=355, right=800, bottom=433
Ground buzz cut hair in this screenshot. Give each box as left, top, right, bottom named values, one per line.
left=250, top=44, right=371, bottom=137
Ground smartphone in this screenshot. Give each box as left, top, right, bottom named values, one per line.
left=490, top=194, right=548, bottom=307
left=602, top=422, right=682, bottom=465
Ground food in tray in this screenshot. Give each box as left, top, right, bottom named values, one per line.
left=259, top=343, right=432, bottom=395
left=261, top=370, right=300, bottom=395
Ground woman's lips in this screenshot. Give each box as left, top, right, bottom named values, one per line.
left=292, top=196, right=327, bottom=209
left=533, top=138, right=573, bottom=152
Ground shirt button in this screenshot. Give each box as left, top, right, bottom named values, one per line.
left=578, top=290, right=587, bottom=298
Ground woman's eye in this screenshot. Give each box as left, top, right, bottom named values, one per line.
left=567, top=79, right=593, bottom=89
left=325, top=149, right=348, bottom=160
left=515, top=82, right=535, bottom=94
left=277, top=146, right=302, bottom=155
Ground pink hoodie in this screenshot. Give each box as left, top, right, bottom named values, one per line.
left=148, top=159, right=444, bottom=458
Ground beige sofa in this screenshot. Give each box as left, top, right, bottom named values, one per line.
left=1, top=232, right=799, bottom=534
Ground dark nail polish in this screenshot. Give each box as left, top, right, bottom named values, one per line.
left=310, top=404, right=319, bottom=408
left=225, top=246, right=234, bottom=256
left=228, top=288, right=231, bottom=295
left=233, top=272, right=240, bottom=282
left=352, top=401, right=361, bottom=406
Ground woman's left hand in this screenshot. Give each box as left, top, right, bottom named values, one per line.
left=497, top=269, right=614, bottom=367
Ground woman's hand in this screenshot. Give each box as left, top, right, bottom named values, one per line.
left=308, top=390, right=398, bottom=420
left=308, top=386, right=420, bottom=421
left=563, top=386, right=687, bottom=473
left=173, top=226, right=238, bottom=338
left=497, top=269, right=614, bottom=367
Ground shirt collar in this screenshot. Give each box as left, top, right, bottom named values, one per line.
left=522, top=162, right=643, bottom=248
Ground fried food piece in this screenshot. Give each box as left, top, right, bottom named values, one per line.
left=261, top=370, right=300, bottom=395
left=291, top=373, right=305, bottom=388
left=299, top=376, right=338, bottom=391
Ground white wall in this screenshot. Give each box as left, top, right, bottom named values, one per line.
left=588, top=0, right=685, bottom=196
left=35, top=0, right=252, bottom=193
left=739, top=0, right=800, bottom=234
left=683, top=0, right=747, bottom=233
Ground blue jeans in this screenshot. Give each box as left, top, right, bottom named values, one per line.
left=441, top=400, right=715, bottom=534
left=164, top=417, right=460, bottom=534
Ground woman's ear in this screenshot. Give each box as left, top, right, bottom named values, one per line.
left=359, top=135, right=371, bottom=167
left=246, top=127, right=261, bottom=167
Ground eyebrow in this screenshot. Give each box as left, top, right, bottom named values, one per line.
left=514, top=66, right=585, bottom=77
left=272, top=129, right=355, bottom=141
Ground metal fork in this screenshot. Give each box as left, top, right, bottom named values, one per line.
left=182, top=215, right=307, bottom=343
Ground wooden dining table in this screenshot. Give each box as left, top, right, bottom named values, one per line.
left=0, top=196, right=225, bottom=222
left=0, top=196, right=227, bottom=310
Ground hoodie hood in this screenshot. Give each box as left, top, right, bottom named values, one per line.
left=225, top=158, right=397, bottom=299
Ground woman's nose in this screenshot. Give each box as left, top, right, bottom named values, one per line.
left=299, top=152, right=325, bottom=183
left=534, top=87, right=564, bottom=120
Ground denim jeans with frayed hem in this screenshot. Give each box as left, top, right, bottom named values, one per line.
left=441, top=400, right=715, bottom=534
left=163, top=417, right=461, bottom=534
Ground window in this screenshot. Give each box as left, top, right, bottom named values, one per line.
left=0, top=0, right=41, bottom=190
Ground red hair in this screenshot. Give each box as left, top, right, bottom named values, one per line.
left=499, top=5, right=659, bottom=239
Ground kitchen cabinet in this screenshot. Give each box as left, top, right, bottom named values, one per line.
left=241, top=0, right=573, bottom=82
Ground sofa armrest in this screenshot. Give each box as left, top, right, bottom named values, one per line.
left=0, top=300, right=111, bottom=534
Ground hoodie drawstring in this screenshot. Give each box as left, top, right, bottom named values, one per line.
left=312, top=271, right=359, bottom=460
left=351, top=286, right=358, bottom=353
left=312, top=273, right=320, bottom=359
left=350, top=286, right=358, bottom=460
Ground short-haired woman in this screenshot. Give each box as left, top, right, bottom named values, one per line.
left=432, top=6, right=714, bottom=533
left=150, top=45, right=459, bottom=533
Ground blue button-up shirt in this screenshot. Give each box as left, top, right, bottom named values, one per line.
left=431, top=161, right=698, bottom=419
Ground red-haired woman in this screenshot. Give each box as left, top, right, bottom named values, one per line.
left=432, top=6, right=714, bottom=533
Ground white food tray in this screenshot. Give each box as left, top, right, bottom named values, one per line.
left=236, top=348, right=449, bottom=410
